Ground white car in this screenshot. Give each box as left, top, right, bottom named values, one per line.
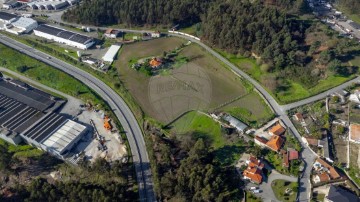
left=252, top=189, right=261, bottom=194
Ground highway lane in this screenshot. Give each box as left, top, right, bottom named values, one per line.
left=0, top=34, right=156, bottom=202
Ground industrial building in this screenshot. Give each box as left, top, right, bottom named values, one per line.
left=0, top=11, right=17, bottom=24
left=102, top=45, right=121, bottom=63
left=0, top=12, right=38, bottom=35
left=34, top=24, right=95, bottom=50
left=0, top=77, right=88, bottom=159
left=5, top=17, right=37, bottom=34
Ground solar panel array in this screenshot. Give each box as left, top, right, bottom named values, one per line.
left=23, top=112, right=67, bottom=143
left=35, top=24, right=93, bottom=45
left=0, top=93, right=45, bottom=134
left=0, top=12, right=17, bottom=21
left=0, top=79, right=55, bottom=111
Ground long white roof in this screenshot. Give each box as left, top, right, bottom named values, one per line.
left=42, top=119, right=86, bottom=154
left=102, top=45, right=121, bottom=62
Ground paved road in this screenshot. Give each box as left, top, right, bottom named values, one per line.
left=0, top=34, right=156, bottom=202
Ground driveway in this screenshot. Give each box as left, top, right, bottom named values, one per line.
left=245, top=165, right=298, bottom=202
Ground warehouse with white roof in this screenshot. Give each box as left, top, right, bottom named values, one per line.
left=102, top=45, right=121, bottom=63
left=5, top=17, right=38, bottom=35
left=34, top=24, right=95, bottom=50
left=41, top=119, right=87, bottom=157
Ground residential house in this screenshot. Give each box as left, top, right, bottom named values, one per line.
left=246, top=156, right=265, bottom=170
left=254, top=136, right=268, bottom=147
left=151, top=31, right=161, bottom=38
left=283, top=149, right=299, bottom=168
left=294, top=113, right=304, bottom=122
left=265, top=135, right=284, bottom=152
left=223, top=114, right=248, bottom=133
left=242, top=156, right=264, bottom=184
left=288, top=149, right=299, bottom=160
left=349, top=124, right=360, bottom=144
left=313, top=172, right=331, bottom=184
left=243, top=168, right=263, bottom=184
left=104, top=29, right=121, bottom=39
left=149, top=58, right=162, bottom=68
left=269, top=122, right=286, bottom=136
left=313, top=158, right=340, bottom=180
left=326, top=185, right=360, bottom=202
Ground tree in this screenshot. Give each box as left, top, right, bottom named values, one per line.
left=328, top=59, right=341, bottom=73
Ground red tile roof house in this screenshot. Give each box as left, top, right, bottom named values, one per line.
left=243, top=156, right=264, bottom=184
left=288, top=149, right=299, bottom=161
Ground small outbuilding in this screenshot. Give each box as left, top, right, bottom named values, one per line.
left=102, top=45, right=121, bottom=63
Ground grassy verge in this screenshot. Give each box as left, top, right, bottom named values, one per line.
left=246, top=191, right=262, bottom=202
left=271, top=179, right=298, bottom=202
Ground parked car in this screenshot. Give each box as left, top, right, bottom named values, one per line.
left=250, top=187, right=258, bottom=190
left=252, top=189, right=261, bottom=194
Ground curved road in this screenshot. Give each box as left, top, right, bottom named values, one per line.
left=0, top=34, right=156, bottom=202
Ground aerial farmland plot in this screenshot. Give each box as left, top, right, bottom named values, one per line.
left=115, top=37, right=273, bottom=125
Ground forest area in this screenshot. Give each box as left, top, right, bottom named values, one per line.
left=0, top=140, right=137, bottom=201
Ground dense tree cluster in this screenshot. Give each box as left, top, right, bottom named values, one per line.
left=147, top=134, right=242, bottom=201
left=62, top=0, right=211, bottom=26
left=202, top=0, right=306, bottom=70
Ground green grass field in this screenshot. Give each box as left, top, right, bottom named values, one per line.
left=170, top=111, right=224, bottom=148
left=271, top=179, right=298, bottom=202
left=221, top=92, right=275, bottom=128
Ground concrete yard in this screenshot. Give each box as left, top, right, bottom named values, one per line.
left=75, top=109, right=127, bottom=163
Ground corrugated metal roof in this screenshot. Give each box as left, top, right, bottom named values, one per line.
left=42, top=119, right=86, bottom=154
left=223, top=114, right=248, bottom=132
left=102, top=45, right=121, bottom=62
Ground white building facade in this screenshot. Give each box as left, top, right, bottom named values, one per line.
left=34, top=24, right=95, bottom=50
